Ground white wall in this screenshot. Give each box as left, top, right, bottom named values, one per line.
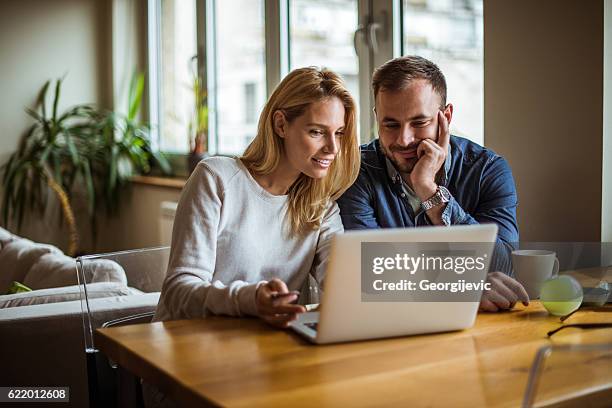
left=96, top=183, right=181, bottom=252
left=0, top=0, right=112, bottom=165
left=485, top=0, right=604, bottom=242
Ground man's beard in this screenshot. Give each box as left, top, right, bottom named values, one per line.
left=380, top=142, right=418, bottom=174
left=380, top=141, right=445, bottom=184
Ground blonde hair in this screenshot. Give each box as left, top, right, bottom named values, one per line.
left=241, top=67, right=360, bottom=235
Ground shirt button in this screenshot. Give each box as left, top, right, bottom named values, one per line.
left=400, top=193, right=406, bottom=198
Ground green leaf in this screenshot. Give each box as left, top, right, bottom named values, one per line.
left=25, top=107, right=44, bottom=123
left=1, top=154, right=16, bottom=185
left=63, top=129, right=80, bottom=165
left=52, top=78, right=62, bottom=123
left=31, top=170, right=44, bottom=212
left=37, top=80, right=51, bottom=120
left=39, top=143, right=53, bottom=164
left=109, top=144, right=118, bottom=192
left=3, top=159, right=27, bottom=219
left=15, top=172, right=27, bottom=230
left=16, top=125, right=36, bottom=158
left=50, top=150, right=62, bottom=186
left=57, top=104, right=96, bottom=123
left=152, top=150, right=172, bottom=175
left=7, top=281, right=33, bottom=294
left=81, top=159, right=95, bottom=215
left=128, top=72, right=145, bottom=121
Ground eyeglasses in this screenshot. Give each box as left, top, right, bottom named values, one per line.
left=547, top=323, right=612, bottom=337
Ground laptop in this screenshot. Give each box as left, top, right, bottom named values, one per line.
left=290, top=224, right=498, bottom=344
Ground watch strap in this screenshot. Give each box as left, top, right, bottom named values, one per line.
left=421, top=186, right=450, bottom=211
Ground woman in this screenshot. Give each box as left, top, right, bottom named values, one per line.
left=154, top=67, right=360, bottom=328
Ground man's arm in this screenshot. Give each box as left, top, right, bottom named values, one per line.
left=410, top=112, right=518, bottom=274
left=418, top=155, right=519, bottom=274
left=417, top=156, right=525, bottom=311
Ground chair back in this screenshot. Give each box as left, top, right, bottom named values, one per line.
left=76, top=246, right=169, bottom=353
left=76, top=246, right=170, bottom=408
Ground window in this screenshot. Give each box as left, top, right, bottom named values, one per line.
left=214, top=0, right=266, bottom=155
left=148, top=0, right=484, bottom=159
left=288, top=0, right=360, bottom=109
left=244, top=82, right=257, bottom=125
left=157, top=0, right=197, bottom=153
left=403, top=0, right=484, bottom=144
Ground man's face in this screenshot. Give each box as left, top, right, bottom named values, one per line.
left=375, top=79, right=449, bottom=174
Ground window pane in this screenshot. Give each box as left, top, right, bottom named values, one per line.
left=403, top=0, right=483, bottom=145
left=215, top=0, right=266, bottom=155
left=159, top=0, right=197, bottom=153
left=289, top=0, right=360, bottom=120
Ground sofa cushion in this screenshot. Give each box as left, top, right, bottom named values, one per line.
left=83, top=259, right=128, bottom=286
left=0, top=282, right=142, bottom=309
left=0, top=238, right=62, bottom=294
left=0, top=227, right=15, bottom=249
left=23, top=254, right=127, bottom=290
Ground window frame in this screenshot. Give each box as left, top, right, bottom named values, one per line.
left=146, top=0, right=482, bottom=167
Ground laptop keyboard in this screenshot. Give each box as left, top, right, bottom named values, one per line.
left=304, top=322, right=318, bottom=332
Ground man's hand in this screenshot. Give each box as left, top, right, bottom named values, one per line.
left=410, top=111, right=450, bottom=200
left=255, top=278, right=306, bottom=328
left=479, top=271, right=530, bottom=312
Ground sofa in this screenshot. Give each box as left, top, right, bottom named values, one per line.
left=0, top=227, right=164, bottom=408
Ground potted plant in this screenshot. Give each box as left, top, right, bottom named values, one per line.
left=1, top=74, right=170, bottom=255
left=88, top=73, right=171, bottom=219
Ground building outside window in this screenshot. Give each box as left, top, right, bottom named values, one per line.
left=214, top=0, right=266, bottom=155
left=158, top=0, right=197, bottom=153
left=149, top=0, right=483, bottom=161
left=403, top=0, right=483, bottom=143
left=289, top=0, right=360, bottom=116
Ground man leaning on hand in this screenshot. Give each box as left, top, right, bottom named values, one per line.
left=337, top=55, right=528, bottom=312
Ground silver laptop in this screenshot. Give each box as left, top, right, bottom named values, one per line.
left=290, top=224, right=498, bottom=344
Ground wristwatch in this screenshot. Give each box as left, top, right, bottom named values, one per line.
left=421, top=186, right=451, bottom=211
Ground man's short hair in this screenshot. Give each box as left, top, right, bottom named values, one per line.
left=372, top=55, right=447, bottom=106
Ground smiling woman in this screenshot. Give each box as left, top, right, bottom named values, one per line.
left=242, top=67, right=360, bottom=235
left=251, top=97, right=345, bottom=192
left=153, top=68, right=360, bottom=337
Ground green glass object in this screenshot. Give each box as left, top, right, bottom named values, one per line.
left=540, top=275, right=583, bottom=316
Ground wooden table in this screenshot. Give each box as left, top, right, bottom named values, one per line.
left=95, top=302, right=612, bottom=407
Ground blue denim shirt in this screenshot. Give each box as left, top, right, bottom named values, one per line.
left=337, top=136, right=519, bottom=274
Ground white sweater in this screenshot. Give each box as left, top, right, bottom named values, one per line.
left=154, top=157, right=343, bottom=321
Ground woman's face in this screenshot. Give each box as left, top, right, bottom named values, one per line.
left=274, top=97, right=346, bottom=179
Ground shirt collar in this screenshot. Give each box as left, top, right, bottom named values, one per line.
left=385, top=142, right=452, bottom=186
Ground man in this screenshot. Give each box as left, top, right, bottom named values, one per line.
left=337, top=56, right=528, bottom=312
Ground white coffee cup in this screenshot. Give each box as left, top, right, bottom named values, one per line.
left=511, top=250, right=559, bottom=299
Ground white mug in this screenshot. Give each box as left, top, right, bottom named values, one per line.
left=512, top=250, right=560, bottom=299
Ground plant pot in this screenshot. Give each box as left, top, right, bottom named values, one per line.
left=188, top=151, right=208, bottom=175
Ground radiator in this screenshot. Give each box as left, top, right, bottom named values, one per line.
left=159, top=201, right=178, bottom=246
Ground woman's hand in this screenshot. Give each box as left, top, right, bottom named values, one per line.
left=256, top=278, right=306, bottom=328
